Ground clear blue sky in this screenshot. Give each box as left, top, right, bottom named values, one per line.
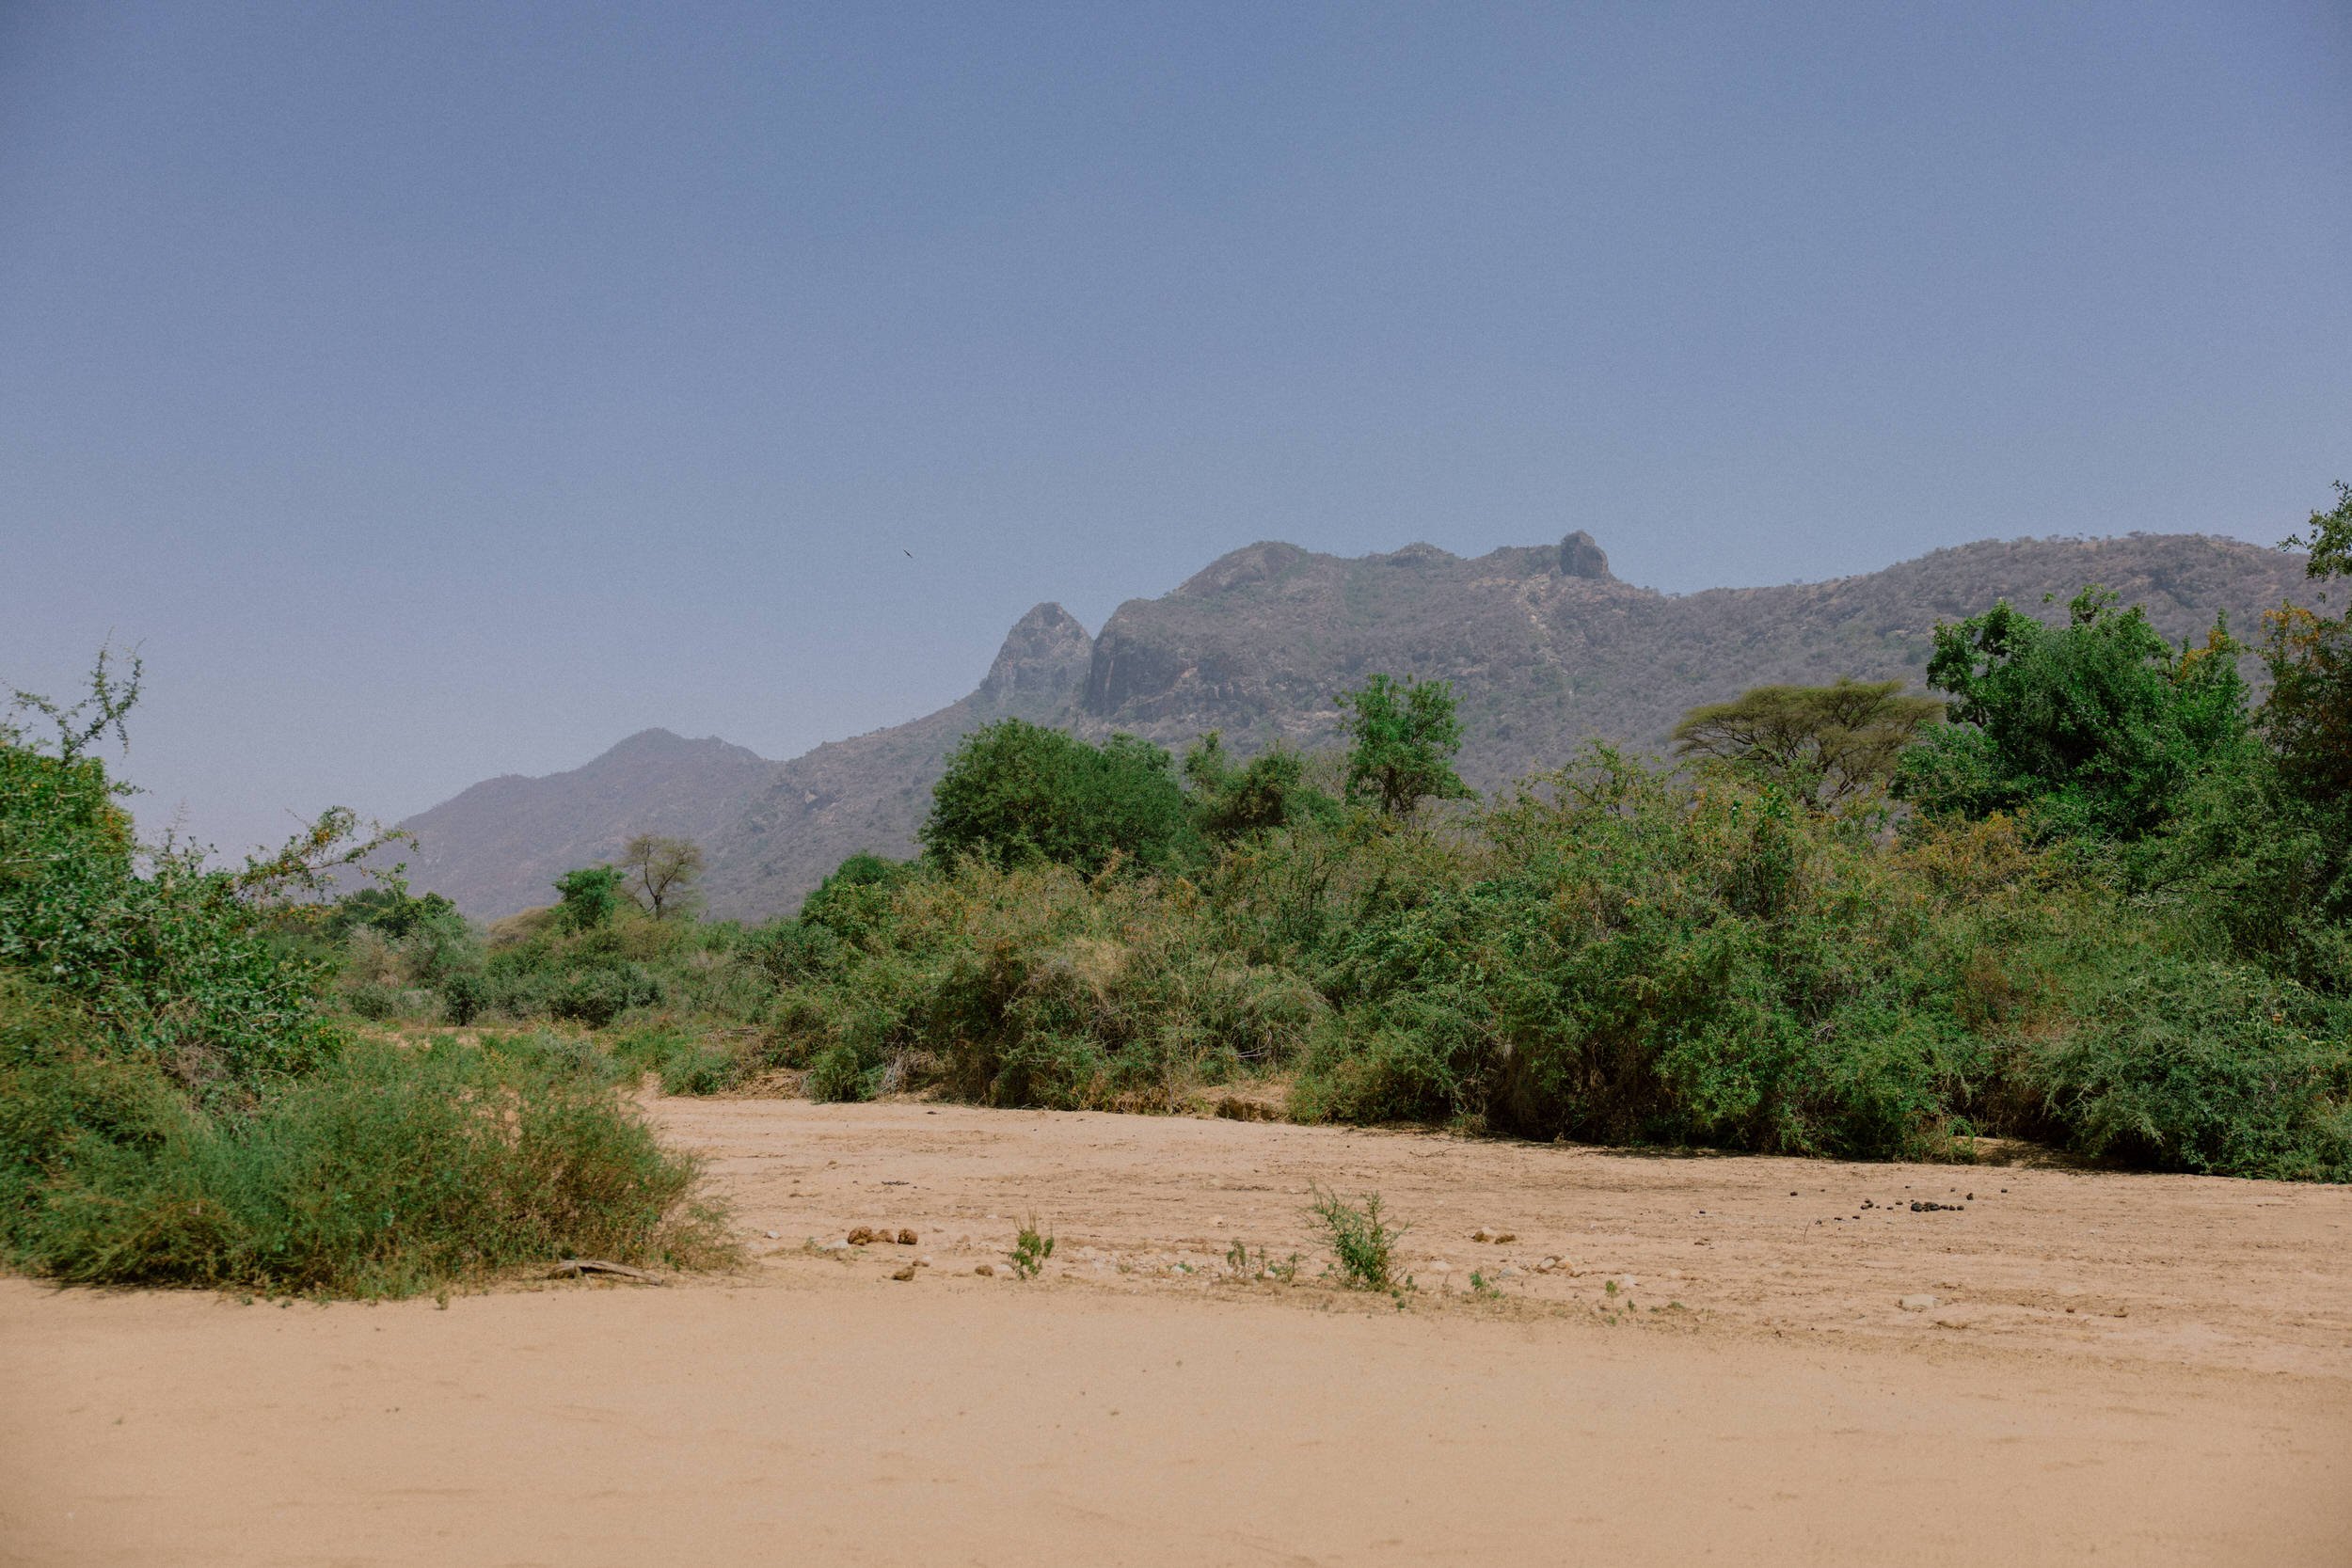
left=4, top=1, right=2346, bottom=855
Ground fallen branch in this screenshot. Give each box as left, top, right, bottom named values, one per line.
left=548, top=1258, right=664, bottom=1284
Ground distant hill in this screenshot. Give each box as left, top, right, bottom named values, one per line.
left=390, top=728, right=773, bottom=920
left=395, top=531, right=2311, bottom=921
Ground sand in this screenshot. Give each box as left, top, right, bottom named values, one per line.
left=4, top=1097, right=2347, bottom=1565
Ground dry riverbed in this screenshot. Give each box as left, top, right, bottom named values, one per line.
left=4, top=1097, right=2347, bottom=1565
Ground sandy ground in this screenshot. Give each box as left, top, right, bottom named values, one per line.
left=4, top=1098, right=2349, bottom=1567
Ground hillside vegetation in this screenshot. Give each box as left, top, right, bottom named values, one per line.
left=334, top=496, right=2352, bottom=1180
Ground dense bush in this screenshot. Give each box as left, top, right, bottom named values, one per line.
left=1894, top=588, right=2246, bottom=842
left=0, top=671, right=729, bottom=1294
left=920, top=719, right=1200, bottom=874
left=0, top=725, right=342, bottom=1101
left=0, top=989, right=724, bottom=1295
left=766, top=860, right=1326, bottom=1110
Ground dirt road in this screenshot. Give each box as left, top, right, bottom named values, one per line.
left=4, top=1099, right=2347, bottom=1565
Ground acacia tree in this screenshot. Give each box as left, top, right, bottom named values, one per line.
left=1672, top=678, right=1942, bottom=808
left=1336, top=673, right=1472, bottom=820
left=618, top=833, right=705, bottom=920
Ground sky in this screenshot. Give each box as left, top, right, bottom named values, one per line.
left=3, top=1, right=2347, bottom=856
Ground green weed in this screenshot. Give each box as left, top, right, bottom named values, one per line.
left=1307, top=1183, right=1406, bottom=1291
left=1010, top=1215, right=1055, bottom=1280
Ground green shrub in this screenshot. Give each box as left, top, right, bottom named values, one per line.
left=2, top=1012, right=727, bottom=1295
left=769, top=861, right=1327, bottom=1112
left=1009, top=1215, right=1055, bottom=1279
left=439, top=970, right=490, bottom=1026
left=0, top=741, right=342, bottom=1101
left=2023, top=945, right=2352, bottom=1180
left=1307, top=1184, right=1405, bottom=1291
left=921, top=719, right=1200, bottom=875
left=0, top=667, right=732, bottom=1295
left=805, top=1041, right=874, bottom=1102
left=344, top=981, right=402, bottom=1022
left=658, top=1037, right=746, bottom=1096
left=548, top=963, right=664, bottom=1027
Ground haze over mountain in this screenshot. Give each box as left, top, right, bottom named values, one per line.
left=394, top=531, right=2312, bottom=921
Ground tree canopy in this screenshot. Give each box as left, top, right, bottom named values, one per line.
left=1336, top=673, right=1472, bottom=820
left=553, top=864, right=624, bottom=932
left=1182, top=732, right=1338, bottom=842
left=920, top=719, right=1198, bottom=875
left=619, top=833, right=705, bottom=920
left=1672, top=678, right=1941, bottom=806
left=1894, top=587, right=2246, bottom=842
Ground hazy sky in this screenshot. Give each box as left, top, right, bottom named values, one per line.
left=4, top=2, right=2347, bottom=855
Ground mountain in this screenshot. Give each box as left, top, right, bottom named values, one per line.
left=395, top=531, right=2311, bottom=921
left=390, top=728, right=773, bottom=919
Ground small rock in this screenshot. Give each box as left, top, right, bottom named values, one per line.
left=974, top=1263, right=995, bottom=1277
left=917, top=1255, right=935, bottom=1267
left=846, top=1227, right=877, bottom=1245
left=1899, top=1294, right=1939, bottom=1312
left=1491, top=1231, right=1518, bottom=1244
left=897, top=1228, right=918, bottom=1245
left=1470, top=1228, right=1492, bottom=1243
left=764, top=1230, right=779, bottom=1240
left=890, top=1265, right=916, bottom=1282
left=1498, top=1266, right=1521, bottom=1280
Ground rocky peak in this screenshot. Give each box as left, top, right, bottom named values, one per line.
left=978, top=602, right=1094, bottom=706
left=1558, top=531, right=1612, bottom=579
left=1175, top=541, right=1310, bottom=598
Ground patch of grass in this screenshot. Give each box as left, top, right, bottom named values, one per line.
left=1307, top=1182, right=1406, bottom=1292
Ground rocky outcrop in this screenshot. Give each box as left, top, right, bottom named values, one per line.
left=977, top=603, right=1093, bottom=706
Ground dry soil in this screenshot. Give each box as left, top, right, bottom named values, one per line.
left=3, top=1097, right=2348, bottom=1566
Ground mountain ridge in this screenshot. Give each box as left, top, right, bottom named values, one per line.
left=392, top=530, right=2310, bottom=921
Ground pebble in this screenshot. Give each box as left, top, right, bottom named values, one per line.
left=1899, top=1294, right=1939, bottom=1311
left=974, top=1263, right=995, bottom=1277
left=890, top=1265, right=915, bottom=1282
